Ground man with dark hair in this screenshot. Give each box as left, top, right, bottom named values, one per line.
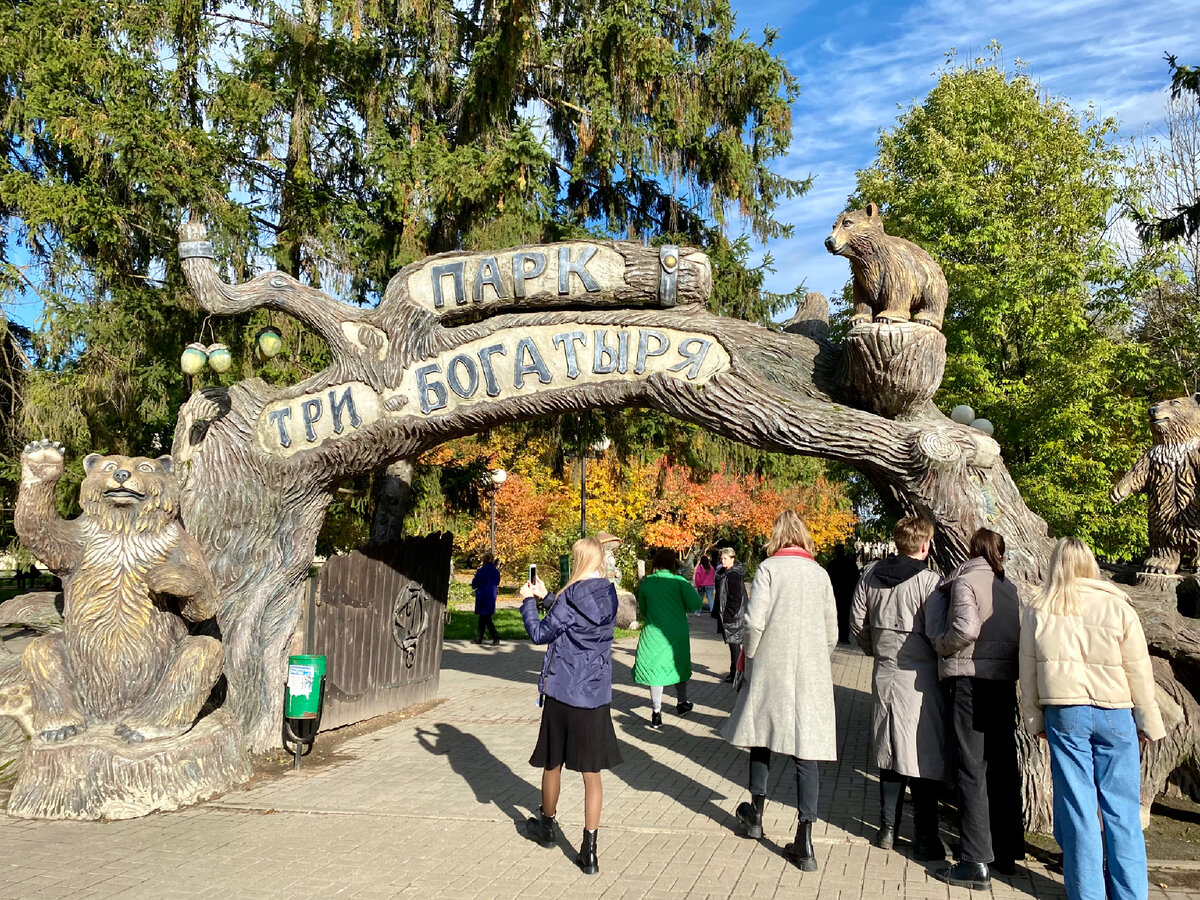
left=471, top=552, right=502, bottom=646
left=851, top=516, right=947, bottom=860
left=826, top=543, right=860, bottom=645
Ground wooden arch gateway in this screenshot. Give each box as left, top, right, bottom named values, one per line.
left=176, top=224, right=1139, bottom=829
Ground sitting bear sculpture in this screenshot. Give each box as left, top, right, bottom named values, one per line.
left=13, top=440, right=223, bottom=743
left=825, top=203, right=948, bottom=330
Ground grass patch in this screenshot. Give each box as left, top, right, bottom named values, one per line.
left=443, top=607, right=637, bottom=642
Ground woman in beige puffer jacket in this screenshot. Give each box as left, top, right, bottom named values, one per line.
left=1019, top=537, right=1164, bottom=900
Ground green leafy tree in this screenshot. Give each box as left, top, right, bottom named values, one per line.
left=853, top=47, right=1155, bottom=557
left=1136, top=55, right=1200, bottom=243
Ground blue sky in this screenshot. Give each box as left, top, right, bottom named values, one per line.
left=728, top=0, right=1200, bottom=305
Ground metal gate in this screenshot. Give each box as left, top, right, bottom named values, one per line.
left=308, top=532, right=452, bottom=731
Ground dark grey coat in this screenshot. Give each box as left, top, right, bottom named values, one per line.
left=925, top=557, right=1021, bottom=681
left=850, top=558, right=946, bottom=780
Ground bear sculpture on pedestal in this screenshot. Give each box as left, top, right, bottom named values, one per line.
left=1111, top=394, right=1200, bottom=576
left=825, top=202, right=948, bottom=330
left=0, top=440, right=248, bottom=819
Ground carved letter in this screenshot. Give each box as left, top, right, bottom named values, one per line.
left=301, top=398, right=324, bottom=443
left=329, top=386, right=363, bottom=434
left=553, top=331, right=588, bottom=379
left=431, top=261, right=466, bottom=308
left=635, top=329, right=669, bottom=374
left=268, top=408, right=293, bottom=448
left=416, top=364, right=448, bottom=414
left=512, top=252, right=547, bottom=298
left=477, top=344, right=507, bottom=397
left=558, top=245, right=600, bottom=294
left=514, top=337, right=552, bottom=389
left=473, top=257, right=505, bottom=303
left=668, top=337, right=714, bottom=380
left=593, top=330, right=618, bottom=375
left=616, top=330, right=629, bottom=374
left=447, top=354, right=480, bottom=399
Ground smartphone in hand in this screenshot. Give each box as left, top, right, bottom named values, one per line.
left=529, top=563, right=537, bottom=584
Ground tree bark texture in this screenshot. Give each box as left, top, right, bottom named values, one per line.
left=174, top=222, right=1057, bottom=753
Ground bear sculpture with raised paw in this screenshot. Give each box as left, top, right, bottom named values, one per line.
left=12, top=440, right=223, bottom=743
left=1111, top=395, right=1200, bottom=575
left=825, top=203, right=948, bottom=330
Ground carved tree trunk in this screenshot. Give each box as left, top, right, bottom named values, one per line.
left=174, top=223, right=1056, bottom=752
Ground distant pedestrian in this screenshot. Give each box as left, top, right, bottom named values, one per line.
left=825, top=543, right=860, bottom=645
left=926, top=528, right=1022, bottom=890
left=715, top=547, right=748, bottom=682
left=633, top=549, right=702, bottom=727
left=851, top=516, right=947, bottom=861
left=693, top=555, right=716, bottom=615
left=521, top=537, right=621, bottom=876
left=723, top=510, right=838, bottom=872
left=1020, top=537, right=1164, bottom=900
left=471, top=552, right=502, bottom=646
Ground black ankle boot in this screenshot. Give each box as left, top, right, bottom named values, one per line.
left=784, top=821, right=818, bottom=872
left=735, top=793, right=766, bottom=839
left=525, top=805, right=556, bottom=846
left=934, top=861, right=990, bottom=890
left=576, top=829, right=598, bottom=875
left=877, top=778, right=902, bottom=849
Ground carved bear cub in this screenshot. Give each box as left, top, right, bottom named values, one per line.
left=13, top=440, right=223, bottom=743
left=825, top=203, right=949, bottom=330
left=1111, top=394, right=1200, bottom=575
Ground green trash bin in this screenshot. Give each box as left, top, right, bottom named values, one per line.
left=558, top=553, right=571, bottom=590
left=285, top=654, right=326, bottom=719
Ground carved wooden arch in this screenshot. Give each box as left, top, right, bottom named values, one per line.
left=174, top=221, right=1055, bottom=753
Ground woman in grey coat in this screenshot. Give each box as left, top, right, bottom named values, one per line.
left=851, top=516, right=947, bottom=861
left=723, top=510, right=838, bottom=872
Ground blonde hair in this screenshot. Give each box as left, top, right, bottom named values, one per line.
left=1029, top=537, right=1101, bottom=616
left=565, top=537, right=605, bottom=588
left=766, top=509, right=815, bottom=556
left=894, top=516, right=934, bottom=556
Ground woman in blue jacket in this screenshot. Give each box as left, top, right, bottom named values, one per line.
left=520, top=537, right=621, bottom=876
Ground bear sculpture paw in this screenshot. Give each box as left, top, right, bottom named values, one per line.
left=114, top=723, right=147, bottom=744
left=21, top=439, right=64, bottom=482
left=39, top=721, right=85, bottom=743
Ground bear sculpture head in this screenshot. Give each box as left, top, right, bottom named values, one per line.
left=80, top=453, right=180, bottom=533
left=825, top=202, right=884, bottom=258
left=1148, top=393, right=1200, bottom=444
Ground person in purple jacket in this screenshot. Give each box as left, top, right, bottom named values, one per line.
left=471, top=552, right=502, bottom=645
left=520, top=536, right=622, bottom=876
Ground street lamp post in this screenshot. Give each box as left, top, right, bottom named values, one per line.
left=489, top=468, right=507, bottom=556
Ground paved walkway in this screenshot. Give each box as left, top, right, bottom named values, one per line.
left=0, top=618, right=1196, bottom=899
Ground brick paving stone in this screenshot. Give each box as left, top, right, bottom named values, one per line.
left=0, top=619, right=1195, bottom=898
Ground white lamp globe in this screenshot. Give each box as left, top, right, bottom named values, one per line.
left=950, top=404, right=975, bottom=425
left=491, top=469, right=507, bottom=486
left=591, top=435, right=612, bottom=453
left=970, top=418, right=994, bottom=436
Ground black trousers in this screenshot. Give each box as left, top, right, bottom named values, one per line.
left=728, top=642, right=740, bottom=674
left=476, top=614, right=499, bottom=642
left=880, top=768, right=940, bottom=843
left=947, top=676, right=1022, bottom=864
left=749, top=746, right=820, bottom=823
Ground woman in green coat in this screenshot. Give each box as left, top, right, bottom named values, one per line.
left=633, top=549, right=703, bottom=727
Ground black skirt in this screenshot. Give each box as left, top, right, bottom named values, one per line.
left=530, top=696, right=623, bottom=772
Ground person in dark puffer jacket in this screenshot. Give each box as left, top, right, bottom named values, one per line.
left=520, top=537, right=621, bottom=876
left=925, top=528, right=1022, bottom=891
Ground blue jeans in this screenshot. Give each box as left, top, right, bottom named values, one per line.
left=701, top=584, right=714, bottom=611
left=1045, top=705, right=1147, bottom=900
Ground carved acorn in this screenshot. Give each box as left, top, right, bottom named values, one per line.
left=181, top=342, right=208, bottom=375
left=255, top=326, right=283, bottom=359
left=206, top=343, right=232, bottom=373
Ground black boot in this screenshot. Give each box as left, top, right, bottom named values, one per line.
left=876, top=778, right=903, bottom=849
left=934, top=861, right=990, bottom=890
left=525, top=805, right=556, bottom=847
left=735, top=793, right=766, bottom=839
left=784, top=821, right=818, bottom=872
left=650, top=710, right=662, bottom=728
left=912, top=788, right=945, bottom=861
left=576, top=829, right=598, bottom=875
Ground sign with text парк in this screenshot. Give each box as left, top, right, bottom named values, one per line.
left=257, top=324, right=731, bottom=456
